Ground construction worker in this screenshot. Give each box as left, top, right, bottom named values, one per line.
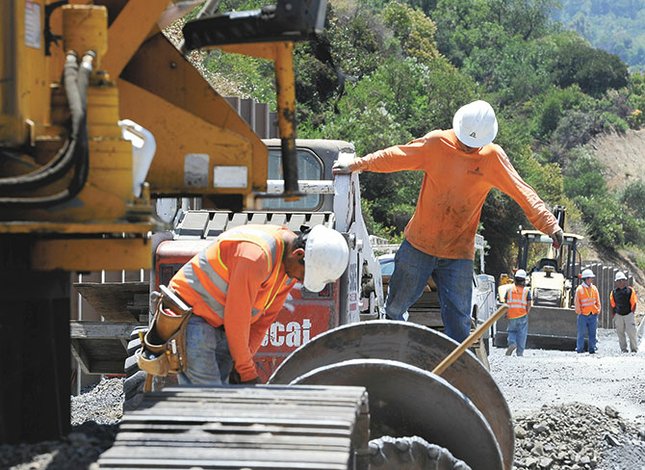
left=168, top=224, right=349, bottom=385
left=332, top=100, right=563, bottom=342
left=574, top=269, right=601, bottom=354
left=504, top=269, right=531, bottom=357
left=610, top=271, right=638, bottom=353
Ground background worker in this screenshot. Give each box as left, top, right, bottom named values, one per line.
left=333, top=99, right=563, bottom=342
left=610, top=271, right=638, bottom=353
left=505, top=269, right=531, bottom=356
left=169, top=224, right=349, bottom=385
left=575, top=269, right=601, bottom=354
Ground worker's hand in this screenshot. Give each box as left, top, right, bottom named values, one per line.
left=229, top=369, right=259, bottom=385
left=550, top=228, right=564, bottom=250
left=332, top=159, right=359, bottom=175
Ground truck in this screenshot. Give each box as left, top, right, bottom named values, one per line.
left=1, top=1, right=513, bottom=468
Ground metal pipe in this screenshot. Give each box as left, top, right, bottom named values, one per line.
left=274, top=42, right=299, bottom=198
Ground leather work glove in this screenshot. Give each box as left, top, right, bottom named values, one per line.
left=550, top=228, right=564, bottom=250
left=229, top=369, right=260, bottom=385
left=332, top=159, right=359, bottom=175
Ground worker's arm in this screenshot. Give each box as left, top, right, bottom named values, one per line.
left=610, top=291, right=616, bottom=315
left=224, top=245, right=271, bottom=383
left=248, top=281, right=295, bottom=354
left=490, top=148, right=560, bottom=237
left=630, top=288, right=637, bottom=313
left=574, top=289, right=582, bottom=314
left=526, top=289, right=532, bottom=315
left=333, top=135, right=433, bottom=174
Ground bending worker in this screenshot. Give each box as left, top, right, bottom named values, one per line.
left=610, top=271, right=638, bottom=353
left=575, top=269, right=601, bottom=354
left=504, top=269, right=531, bottom=357
left=169, top=224, right=349, bottom=385
left=333, top=100, right=562, bottom=342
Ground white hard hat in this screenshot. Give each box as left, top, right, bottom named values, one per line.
left=514, top=269, right=527, bottom=279
left=615, top=271, right=627, bottom=281
left=581, top=269, right=595, bottom=279
left=453, top=100, right=498, bottom=148
left=303, top=225, right=350, bottom=292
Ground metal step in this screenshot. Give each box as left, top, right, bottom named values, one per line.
left=98, top=385, right=369, bottom=470
left=176, top=211, right=335, bottom=239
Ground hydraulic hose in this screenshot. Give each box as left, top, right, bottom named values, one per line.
left=0, top=51, right=92, bottom=207
left=0, top=51, right=79, bottom=191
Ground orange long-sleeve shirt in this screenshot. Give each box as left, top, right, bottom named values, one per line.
left=354, top=129, right=559, bottom=259
left=178, top=240, right=295, bottom=382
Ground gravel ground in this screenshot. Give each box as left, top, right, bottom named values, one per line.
left=1, top=328, right=643, bottom=469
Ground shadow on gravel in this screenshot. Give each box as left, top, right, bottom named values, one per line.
left=0, top=421, right=118, bottom=470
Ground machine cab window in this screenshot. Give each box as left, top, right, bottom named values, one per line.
left=263, top=148, right=323, bottom=210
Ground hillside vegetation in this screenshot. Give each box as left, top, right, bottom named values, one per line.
left=552, top=0, right=645, bottom=71
left=203, top=0, right=644, bottom=277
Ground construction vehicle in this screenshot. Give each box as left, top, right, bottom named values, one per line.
left=1, top=1, right=513, bottom=468
left=494, top=206, right=584, bottom=350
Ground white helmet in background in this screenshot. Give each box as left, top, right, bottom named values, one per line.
left=614, top=271, right=627, bottom=282
left=581, top=269, right=595, bottom=279
left=303, top=225, right=350, bottom=292
left=453, top=100, right=499, bottom=148
left=514, top=269, right=527, bottom=280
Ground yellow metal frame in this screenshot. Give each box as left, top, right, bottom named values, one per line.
left=31, top=237, right=152, bottom=271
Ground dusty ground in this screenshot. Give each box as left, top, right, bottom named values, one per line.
left=489, top=328, right=645, bottom=424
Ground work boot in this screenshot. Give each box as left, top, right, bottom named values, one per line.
left=505, top=344, right=517, bottom=356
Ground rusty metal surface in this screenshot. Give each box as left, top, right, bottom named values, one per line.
left=291, top=359, right=503, bottom=470
left=269, top=320, right=514, bottom=470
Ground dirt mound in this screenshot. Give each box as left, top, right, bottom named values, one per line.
left=586, top=128, right=645, bottom=191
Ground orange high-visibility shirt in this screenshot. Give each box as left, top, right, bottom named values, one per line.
left=575, top=284, right=601, bottom=315
left=506, top=285, right=531, bottom=319
left=171, top=228, right=295, bottom=382
left=354, top=129, right=559, bottom=259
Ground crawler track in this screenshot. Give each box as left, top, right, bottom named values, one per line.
left=98, top=385, right=370, bottom=469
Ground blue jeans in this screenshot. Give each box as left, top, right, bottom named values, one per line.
left=507, top=315, right=529, bottom=356
left=178, top=314, right=233, bottom=385
left=576, top=314, right=598, bottom=353
left=385, top=239, right=473, bottom=342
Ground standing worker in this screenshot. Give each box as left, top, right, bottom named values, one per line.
left=333, top=100, right=563, bottom=342
left=574, top=269, right=601, bottom=354
left=504, top=269, right=531, bottom=356
left=610, top=271, right=638, bottom=353
left=168, top=224, right=349, bottom=385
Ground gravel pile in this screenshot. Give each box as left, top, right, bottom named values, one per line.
left=513, top=402, right=645, bottom=469
left=0, top=379, right=123, bottom=470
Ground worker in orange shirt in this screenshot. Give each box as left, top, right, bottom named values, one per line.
left=333, top=100, right=562, bottom=342
left=169, top=224, right=349, bottom=385
left=504, top=269, right=532, bottom=357
left=574, top=269, right=601, bottom=354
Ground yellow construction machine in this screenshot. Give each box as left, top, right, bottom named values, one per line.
left=495, top=206, right=584, bottom=350
left=1, top=0, right=320, bottom=443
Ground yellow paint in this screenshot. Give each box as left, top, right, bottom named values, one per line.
left=31, top=238, right=152, bottom=271
left=62, top=4, right=108, bottom=67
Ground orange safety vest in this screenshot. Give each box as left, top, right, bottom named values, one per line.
left=575, top=284, right=600, bottom=315
left=170, top=225, right=288, bottom=326
left=506, top=285, right=530, bottom=319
